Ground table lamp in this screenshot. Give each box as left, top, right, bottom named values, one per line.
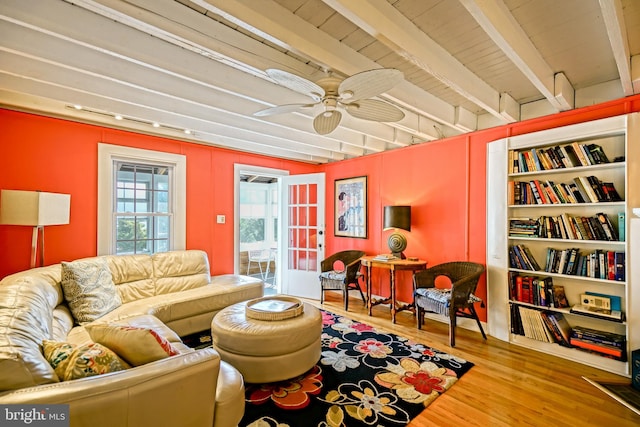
left=383, top=205, right=411, bottom=259
left=0, top=190, right=71, bottom=268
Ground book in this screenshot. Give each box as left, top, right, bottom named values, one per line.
left=570, top=304, right=624, bottom=322
left=553, top=285, right=569, bottom=308
left=618, top=212, right=625, bottom=241
left=570, top=338, right=626, bottom=360
left=373, top=254, right=398, bottom=261
left=614, top=252, right=625, bottom=281
left=250, top=299, right=299, bottom=312
left=571, top=326, right=626, bottom=348
left=547, top=312, right=572, bottom=347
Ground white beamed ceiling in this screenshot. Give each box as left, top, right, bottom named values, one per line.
left=0, top=0, right=638, bottom=164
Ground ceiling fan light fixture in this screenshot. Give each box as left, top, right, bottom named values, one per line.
left=341, top=90, right=354, bottom=100
left=259, top=68, right=405, bottom=134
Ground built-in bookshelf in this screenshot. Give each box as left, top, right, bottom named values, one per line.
left=487, top=113, right=639, bottom=376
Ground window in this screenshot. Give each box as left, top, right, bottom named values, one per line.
left=114, top=162, right=170, bottom=254
left=98, top=144, right=186, bottom=256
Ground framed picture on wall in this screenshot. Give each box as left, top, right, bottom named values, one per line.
left=334, top=176, right=367, bottom=238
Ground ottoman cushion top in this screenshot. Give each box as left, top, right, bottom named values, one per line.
left=211, top=301, right=321, bottom=357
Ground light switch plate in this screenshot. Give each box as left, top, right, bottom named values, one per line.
left=216, top=215, right=225, bottom=224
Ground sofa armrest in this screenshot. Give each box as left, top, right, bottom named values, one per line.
left=0, top=348, right=221, bottom=427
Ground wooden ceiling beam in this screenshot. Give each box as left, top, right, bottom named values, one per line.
left=599, top=0, right=635, bottom=95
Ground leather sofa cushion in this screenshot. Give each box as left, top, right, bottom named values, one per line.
left=106, top=254, right=155, bottom=303
left=0, top=267, right=63, bottom=390
left=152, top=250, right=211, bottom=295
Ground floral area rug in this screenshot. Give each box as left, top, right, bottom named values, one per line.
left=238, top=310, right=474, bottom=427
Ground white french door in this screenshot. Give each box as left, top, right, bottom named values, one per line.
left=279, top=173, right=325, bottom=299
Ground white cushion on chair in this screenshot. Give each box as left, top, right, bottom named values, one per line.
left=415, top=288, right=483, bottom=315
left=319, top=271, right=346, bottom=290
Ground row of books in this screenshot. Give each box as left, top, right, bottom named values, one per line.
left=508, top=244, right=541, bottom=271
left=510, top=306, right=627, bottom=360
left=509, top=176, right=622, bottom=205
left=509, top=212, right=623, bottom=241
left=508, top=273, right=569, bottom=308
left=570, top=326, right=627, bottom=360
left=510, top=141, right=615, bottom=174
left=543, top=248, right=625, bottom=281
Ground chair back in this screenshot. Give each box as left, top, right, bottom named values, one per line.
left=414, top=261, right=485, bottom=307
left=321, top=250, right=365, bottom=283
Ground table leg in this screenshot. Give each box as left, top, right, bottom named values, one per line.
left=366, top=265, right=373, bottom=316
left=390, top=268, right=397, bottom=323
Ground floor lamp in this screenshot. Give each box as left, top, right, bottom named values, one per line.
left=0, top=190, right=71, bottom=268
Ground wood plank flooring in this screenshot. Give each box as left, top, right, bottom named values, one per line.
left=309, top=292, right=640, bottom=426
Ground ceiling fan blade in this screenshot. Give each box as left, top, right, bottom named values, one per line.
left=253, top=103, right=317, bottom=117
left=265, top=69, right=324, bottom=101
left=338, top=68, right=404, bottom=101
left=344, top=99, right=405, bottom=122
left=313, top=111, right=342, bottom=135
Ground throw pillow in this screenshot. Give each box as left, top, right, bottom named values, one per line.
left=42, top=340, right=129, bottom=381
left=85, top=324, right=180, bottom=366
left=61, top=258, right=122, bottom=324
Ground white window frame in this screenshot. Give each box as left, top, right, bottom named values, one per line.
left=98, top=143, right=186, bottom=255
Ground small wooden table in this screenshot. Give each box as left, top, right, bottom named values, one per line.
left=360, top=256, right=427, bottom=323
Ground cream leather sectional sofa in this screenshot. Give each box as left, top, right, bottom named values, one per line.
left=0, top=249, right=263, bottom=427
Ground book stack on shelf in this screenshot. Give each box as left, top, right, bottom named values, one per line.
left=510, top=212, right=623, bottom=241
left=510, top=306, right=573, bottom=347
left=510, top=141, right=614, bottom=174
left=508, top=177, right=622, bottom=205
left=508, top=272, right=568, bottom=308
left=544, top=248, right=625, bottom=281
left=570, top=326, right=626, bottom=361
left=508, top=244, right=541, bottom=271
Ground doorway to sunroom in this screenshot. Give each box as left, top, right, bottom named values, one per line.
left=234, top=165, right=288, bottom=294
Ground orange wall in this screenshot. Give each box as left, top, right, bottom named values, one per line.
left=2, top=94, right=640, bottom=324
left=321, top=94, right=640, bottom=321
left=0, top=110, right=317, bottom=278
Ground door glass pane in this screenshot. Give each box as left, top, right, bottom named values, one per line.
left=289, top=207, right=298, bottom=226
left=298, top=229, right=307, bottom=248
left=309, top=229, right=318, bottom=249
left=288, top=249, right=297, bottom=269
left=308, top=206, right=317, bottom=227
left=299, top=184, right=307, bottom=204
left=289, top=185, right=297, bottom=204
left=308, top=250, right=318, bottom=271
left=298, top=250, right=308, bottom=271
left=308, top=184, right=317, bottom=204
left=288, top=228, right=297, bottom=247
left=299, top=206, right=307, bottom=226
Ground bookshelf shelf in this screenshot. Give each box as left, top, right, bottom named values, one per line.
left=487, top=113, right=639, bottom=377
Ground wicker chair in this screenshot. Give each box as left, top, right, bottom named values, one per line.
left=319, top=250, right=366, bottom=310
left=413, top=261, right=487, bottom=347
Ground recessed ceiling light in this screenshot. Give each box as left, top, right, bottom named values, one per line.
left=152, top=122, right=160, bottom=128
left=114, top=114, right=123, bottom=120
left=73, top=104, right=82, bottom=110
left=184, top=129, right=192, bottom=135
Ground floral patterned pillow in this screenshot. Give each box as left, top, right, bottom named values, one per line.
left=61, top=258, right=122, bottom=324
left=85, top=324, right=180, bottom=366
left=42, top=340, right=129, bottom=381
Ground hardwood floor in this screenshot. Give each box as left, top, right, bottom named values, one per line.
left=309, top=292, right=640, bottom=426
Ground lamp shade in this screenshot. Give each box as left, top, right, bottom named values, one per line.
left=0, top=190, right=70, bottom=226
left=383, top=205, right=411, bottom=231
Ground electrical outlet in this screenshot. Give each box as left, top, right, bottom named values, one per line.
left=216, top=215, right=225, bottom=224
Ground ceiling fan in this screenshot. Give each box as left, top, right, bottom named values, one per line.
left=254, top=68, right=405, bottom=135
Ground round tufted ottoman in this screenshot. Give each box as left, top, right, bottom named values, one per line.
left=211, top=300, right=322, bottom=383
